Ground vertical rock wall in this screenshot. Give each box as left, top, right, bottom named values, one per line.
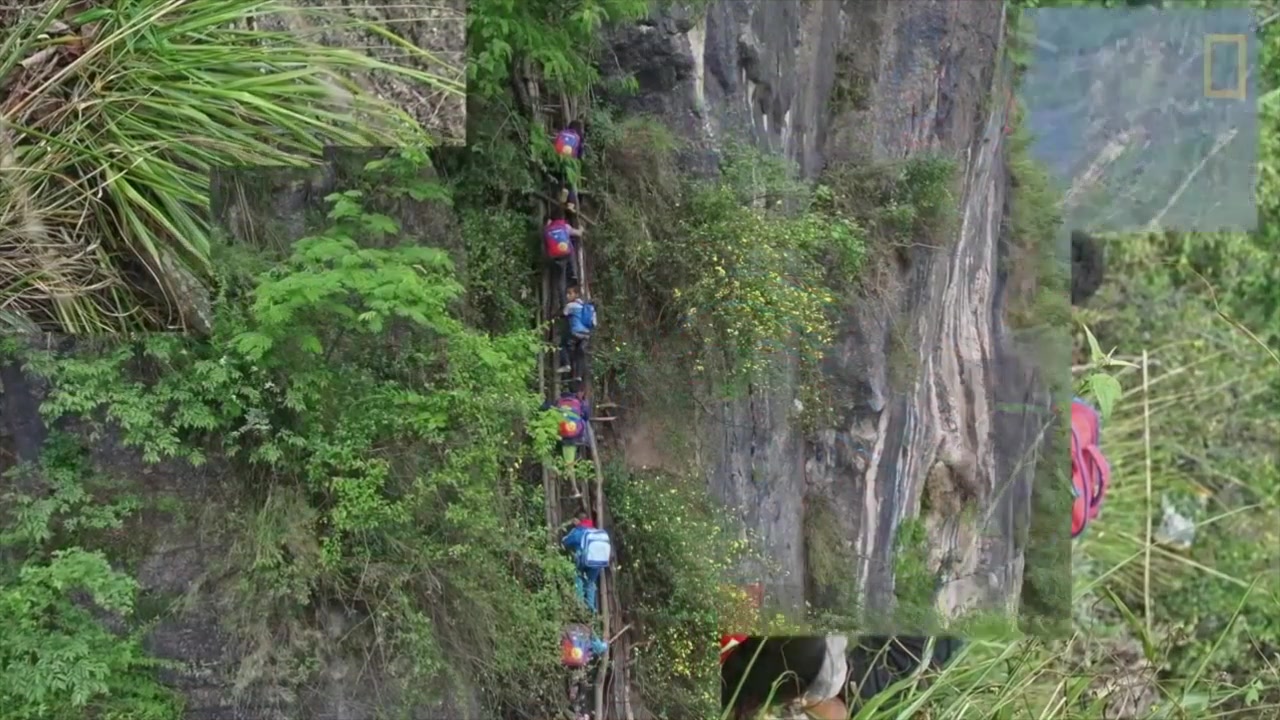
left=605, top=0, right=1047, bottom=624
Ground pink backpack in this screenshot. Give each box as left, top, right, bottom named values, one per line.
left=1071, top=398, right=1111, bottom=538
left=557, top=396, right=583, bottom=415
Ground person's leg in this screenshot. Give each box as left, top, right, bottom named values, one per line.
left=570, top=336, right=587, bottom=382
left=568, top=243, right=580, bottom=286
left=584, top=567, right=600, bottom=613
left=575, top=570, right=588, bottom=606
left=558, top=319, right=573, bottom=373
left=804, top=698, right=850, bottom=720
left=554, top=258, right=569, bottom=308
left=800, top=635, right=848, bottom=707
left=566, top=184, right=579, bottom=216
left=562, top=443, right=583, bottom=498
left=569, top=667, right=590, bottom=718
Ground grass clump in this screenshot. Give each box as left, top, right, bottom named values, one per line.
left=804, top=496, right=862, bottom=625
left=0, top=0, right=460, bottom=334
left=1005, top=114, right=1069, bottom=333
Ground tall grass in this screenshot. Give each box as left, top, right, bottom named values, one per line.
left=0, top=0, right=463, bottom=333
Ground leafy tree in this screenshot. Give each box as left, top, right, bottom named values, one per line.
left=468, top=0, right=649, bottom=100
left=0, top=550, right=182, bottom=720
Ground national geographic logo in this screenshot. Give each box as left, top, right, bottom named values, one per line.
left=1204, top=33, right=1247, bottom=100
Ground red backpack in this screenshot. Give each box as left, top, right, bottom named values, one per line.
left=554, top=129, right=582, bottom=158
left=544, top=220, right=573, bottom=259
left=558, top=411, right=584, bottom=440
left=561, top=624, right=592, bottom=668
left=1071, top=398, right=1111, bottom=538
left=719, top=634, right=749, bottom=665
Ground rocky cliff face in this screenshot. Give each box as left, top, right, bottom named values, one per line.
left=606, top=0, right=1047, bottom=626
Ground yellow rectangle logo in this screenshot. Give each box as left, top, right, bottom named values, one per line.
left=1205, top=34, right=1247, bottom=100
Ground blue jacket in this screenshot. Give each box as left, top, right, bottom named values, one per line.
left=565, top=300, right=594, bottom=337
left=562, top=525, right=588, bottom=553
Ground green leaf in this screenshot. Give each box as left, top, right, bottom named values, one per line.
left=299, top=334, right=323, bottom=355
left=1082, top=323, right=1106, bottom=364
left=362, top=213, right=400, bottom=236
left=1087, top=373, right=1122, bottom=419
left=232, top=331, right=274, bottom=360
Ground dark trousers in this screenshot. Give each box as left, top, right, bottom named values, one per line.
left=567, top=665, right=593, bottom=717
left=559, top=333, right=588, bottom=378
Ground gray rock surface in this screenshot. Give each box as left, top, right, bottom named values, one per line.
left=606, top=0, right=1049, bottom=628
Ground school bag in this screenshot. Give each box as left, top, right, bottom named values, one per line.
left=544, top=220, right=573, bottom=260
left=559, top=410, right=584, bottom=440
left=561, top=624, right=593, bottom=668
left=1070, top=397, right=1111, bottom=538
left=578, top=528, right=611, bottom=569
left=557, top=396, right=583, bottom=416
left=555, top=129, right=582, bottom=158
left=578, top=302, right=596, bottom=331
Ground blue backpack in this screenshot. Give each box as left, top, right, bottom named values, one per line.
left=578, top=528, right=611, bottom=569
left=578, top=302, right=596, bottom=331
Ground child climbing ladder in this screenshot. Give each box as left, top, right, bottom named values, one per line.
left=533, top=109, right=624, bottom=720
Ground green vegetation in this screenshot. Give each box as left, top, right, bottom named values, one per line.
left=607, top=466, right=753, bottom=716
left=804, top=495, right=861, bottom=624
left=8, top=150, right=583, bottom=715
left=0, top=549, right=181, bottom=720
left=4, top=0, right=1279, bottom=718
left=1005, top=119, right=1069, bottom=334
left=585, top=122, right=857, bottom=396
left=0, top=0, right=461, bottom=334
left=891, top=518, right=936, bottom=634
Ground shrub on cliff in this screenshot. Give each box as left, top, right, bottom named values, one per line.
left=15, top=150, right=581, bottom=716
